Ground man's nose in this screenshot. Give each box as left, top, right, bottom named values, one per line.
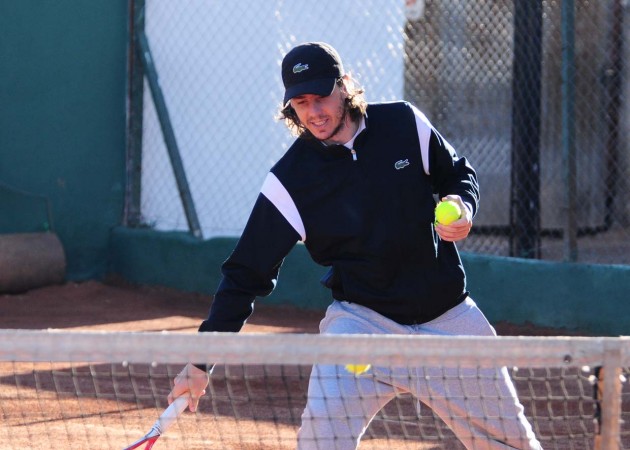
left=308, top=102, right=322, bottom=115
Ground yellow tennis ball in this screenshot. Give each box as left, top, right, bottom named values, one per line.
left=435, top=200, right=462, bottom=225
left=344, top=364, right=371, bottom=375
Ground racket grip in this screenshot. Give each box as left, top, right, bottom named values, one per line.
left=153, top=396, right=188, bottom=435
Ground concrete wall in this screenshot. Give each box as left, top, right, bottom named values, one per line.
left=109, top=227, right=630, bottom=336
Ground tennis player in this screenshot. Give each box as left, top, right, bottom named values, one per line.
left=168, top=42, right=542, bottom=450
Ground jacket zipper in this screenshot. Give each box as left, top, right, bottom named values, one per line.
left=350, top=149, right=357, bottom=161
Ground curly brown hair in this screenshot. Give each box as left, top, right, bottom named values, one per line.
left=277, top=77, right=368, bottom=138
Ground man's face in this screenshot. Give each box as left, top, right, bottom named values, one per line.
left=289, top=84, right=348, bottom=144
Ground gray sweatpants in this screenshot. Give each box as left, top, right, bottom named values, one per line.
left=297, top=298, right=542, bottom=450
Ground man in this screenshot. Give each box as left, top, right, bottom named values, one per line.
left=168, top=42, right=541, bottom=450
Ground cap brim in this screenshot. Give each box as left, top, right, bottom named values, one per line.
left=283, top=78, right=336, bottom=105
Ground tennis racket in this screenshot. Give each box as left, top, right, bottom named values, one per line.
left=123, top=396, right=189, bottom=450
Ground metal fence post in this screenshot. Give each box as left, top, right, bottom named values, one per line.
left=561, top=0, right=578, bottom=262
left=510, top=0, right=543, bottom=259
left=136, top=25, right=203, bottom=239
left=604, top=0, right=624, bottom=229
left=124, top=0, right=145, bottom=228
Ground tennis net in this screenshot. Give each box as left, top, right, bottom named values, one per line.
left=1, top=330, right=629, bottom=449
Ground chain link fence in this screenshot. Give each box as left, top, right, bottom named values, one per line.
left=127, top=0, right=629, bottom=265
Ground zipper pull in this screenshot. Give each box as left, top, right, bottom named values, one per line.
left=350, top=149, right=357, bottom=161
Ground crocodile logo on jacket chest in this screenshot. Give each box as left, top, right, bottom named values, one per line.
left=395, top=159, right=410, bottom=170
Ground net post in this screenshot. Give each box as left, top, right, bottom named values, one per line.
left=598, top=343, right=623, bottom=450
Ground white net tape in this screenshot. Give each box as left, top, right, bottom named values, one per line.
left=1, top=330, right=629, bottom=449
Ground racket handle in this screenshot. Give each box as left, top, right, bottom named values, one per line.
left=152, top=396, right=188, bottom=435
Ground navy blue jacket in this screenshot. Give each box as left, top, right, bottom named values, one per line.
left=199, top=101, right=479, bottom=332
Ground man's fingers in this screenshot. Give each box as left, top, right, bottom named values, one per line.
left=167, top=384, right=187, bottom=405
left=188, top=396, right=197, bottom=413
left=436, top=221, right=471, bottom=242
left=169, top=363, right=210, bottom=411
left=186, top=389, right=207, bottom=412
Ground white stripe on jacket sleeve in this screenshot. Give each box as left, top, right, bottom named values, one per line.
left=260, top=172, right=306, bottom=242
left=410, top=104, right=432, bottom=176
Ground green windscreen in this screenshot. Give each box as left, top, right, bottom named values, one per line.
left=0, top=182, right=52, bottom=233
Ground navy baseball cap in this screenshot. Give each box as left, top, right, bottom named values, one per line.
left=281, top=42, right=345, bottom=105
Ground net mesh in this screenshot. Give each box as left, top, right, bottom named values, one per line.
left=2, top=330, right=629, bottom=449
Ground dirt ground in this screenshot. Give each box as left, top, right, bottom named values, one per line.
left=0, top=280, right=322, bottom=334
left=0, top=279, right=586, bottom=336
left=0, top=281, right=593, bottom=450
